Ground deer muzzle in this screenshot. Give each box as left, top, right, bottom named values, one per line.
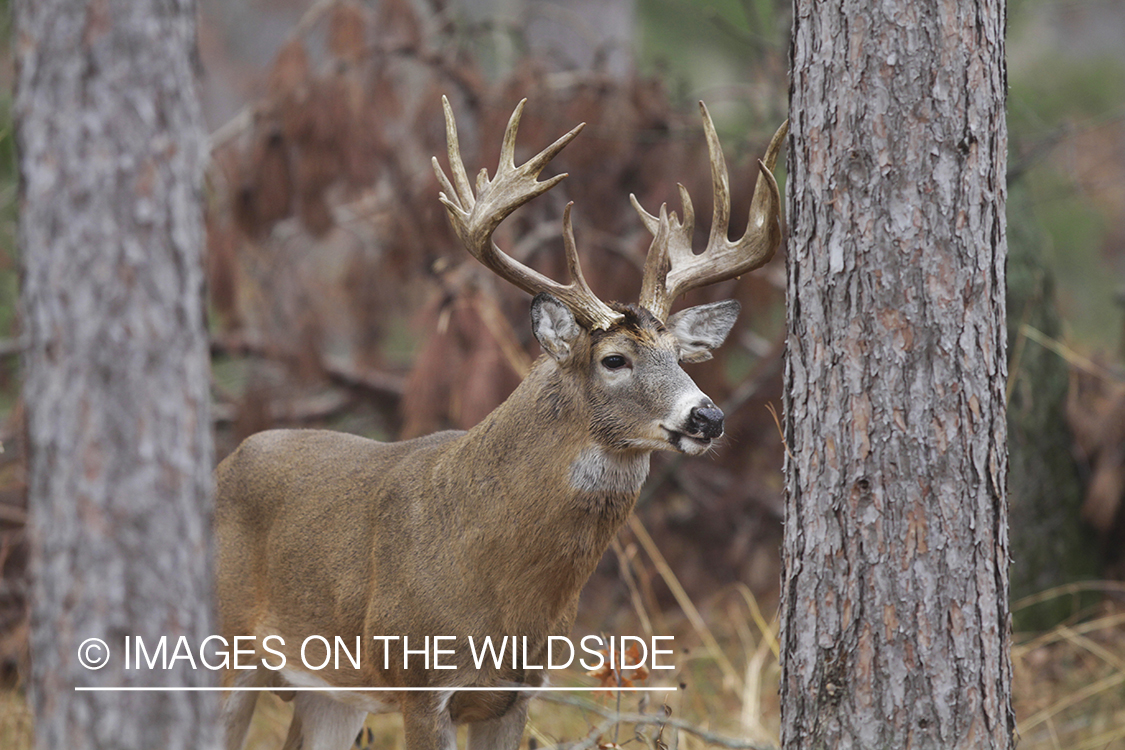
left=686, top=403, right=725, bottom=440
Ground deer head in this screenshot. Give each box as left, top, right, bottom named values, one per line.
left=432, top=96, right=787, bottom=454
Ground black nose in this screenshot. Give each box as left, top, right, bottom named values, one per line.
left=687, top=404, right=725, bottom=439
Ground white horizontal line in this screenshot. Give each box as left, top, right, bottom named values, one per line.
left=74, top=686, right=676, bottom=693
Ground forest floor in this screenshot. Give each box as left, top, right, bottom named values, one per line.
left=1, top=591, right=1122, bottom=749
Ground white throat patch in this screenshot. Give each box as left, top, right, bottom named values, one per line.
left=569, top=446, right=651, bottom=494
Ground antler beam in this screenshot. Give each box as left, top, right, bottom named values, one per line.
left=632, top=103, right=787, bottom=321
left=433, top=96, right=624, bottom=331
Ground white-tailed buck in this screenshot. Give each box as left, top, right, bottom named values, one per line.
left=216, top=97, right=786, bottom=750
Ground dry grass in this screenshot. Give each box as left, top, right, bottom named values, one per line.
left=1011, top=586, right=1125, bottom=750
left=0, top=688, right=32, bottom=749
left=1, top=584, right=1122, bottom=749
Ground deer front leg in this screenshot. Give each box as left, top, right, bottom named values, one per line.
left=465, top=697, right=530, bottom=750
left=402, top=693, right=457, bottom=750
left=286, top=693, right=367, bottom=750
left=222, top=669, right=263, bottom=750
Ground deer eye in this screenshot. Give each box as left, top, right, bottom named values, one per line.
left=601, top=355, right=628, bottom=370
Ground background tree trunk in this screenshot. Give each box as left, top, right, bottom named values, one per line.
left=780, top=0, right=1014, bottom=747
left=1005, top=234, right=1099, bottom=630
left=456, top=0, right=636, bottom=75
left=16, top=1, right=220, bottom=748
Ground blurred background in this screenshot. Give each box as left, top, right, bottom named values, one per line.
left=0, top=0, right=1123, bottom=746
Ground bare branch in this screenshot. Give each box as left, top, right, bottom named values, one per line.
left=538, top=693, right=778, bottom=750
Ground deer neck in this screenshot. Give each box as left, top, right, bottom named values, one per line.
left=448, top=357, right=651, bottom=613
left=462, top=357, right=651, bottom=501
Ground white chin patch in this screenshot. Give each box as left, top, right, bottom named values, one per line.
left=666, top=429, right=713, bottom=456
left=569, top=446, right=651, bottom=493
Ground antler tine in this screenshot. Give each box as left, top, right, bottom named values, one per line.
left=702, top=104, right=733, bottom=262
left=560, top=203, right=584, bottom=287
left=439, top=95, right=476, bottom=213
left=432, top=97, right=624, bottom=331
left=634, top=103, right=787, bottom=320
left=498, top=98, right=524, bottom=171
left=747, top=116, right=788, bottom=253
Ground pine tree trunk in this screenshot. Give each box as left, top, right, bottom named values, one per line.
left=16, top=1, right=220, bottom=747
left=780, top=0, right=1014, bottom=747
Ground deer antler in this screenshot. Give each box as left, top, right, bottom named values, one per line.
left=631, top=103, right=787, bottom=321
left=433, top=96, right=624, bottom=331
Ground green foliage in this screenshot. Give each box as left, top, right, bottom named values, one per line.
left=635, top=0, right=789, bottom=134
left=636, top=0, right=784, bottom=74
left=1012, top=56, right=1125, bottom=129
left=1009, top=168, right=1120, bottom=348
left=1007, top=37, right=1125, bottom=351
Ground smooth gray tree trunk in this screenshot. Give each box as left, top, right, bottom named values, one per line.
left=780, top=0, right=1014, bottom=747
left=456, top=0, right=636, bottom=75
left=16, top=1, right=220, bottom=748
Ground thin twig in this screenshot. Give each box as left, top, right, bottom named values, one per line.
left=764, top=402, right=791, bottom=462
left=322, top=355, right=407, bottom=399
left=470, top=293, right=533, bottom=378
left=1013, top=612, right=1125, bottom=657
left=1020, top=324, right=1124, bottom=382
left=208, top=0, right=342, bottom=153
left=536, top=716, right=620, bottom=750
left=1012, top=580, right=1125, bottom=611
left=210, top=334, right=406, bottom=399
left=612, top=538, right=654, bottom=638
left=627, top=516, right=743, bottom=692
left=211, top=390, right=353, bottom=425
left=1018, top=670, right=1125, bottom=734
left=732, top=583, right=779, bottom=660
left=539, top=693, right=778, bottom=750
left=0, top=503, right=27, bottom=525
left=0, top=339, right=24, bottom=357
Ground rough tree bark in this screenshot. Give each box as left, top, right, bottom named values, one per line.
left=780, top=0, right=1014, bottom=748
left=16, top=1, right=219, bottom=748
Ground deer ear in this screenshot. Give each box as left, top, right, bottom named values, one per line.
left=531, top=293, right=583, bottom=363
left=666, top=300, right=740, bottom=363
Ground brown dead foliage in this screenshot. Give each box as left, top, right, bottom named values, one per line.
left=401, top=277, right=525, bottom=439
left=328, top=2, right=368, bottom=63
